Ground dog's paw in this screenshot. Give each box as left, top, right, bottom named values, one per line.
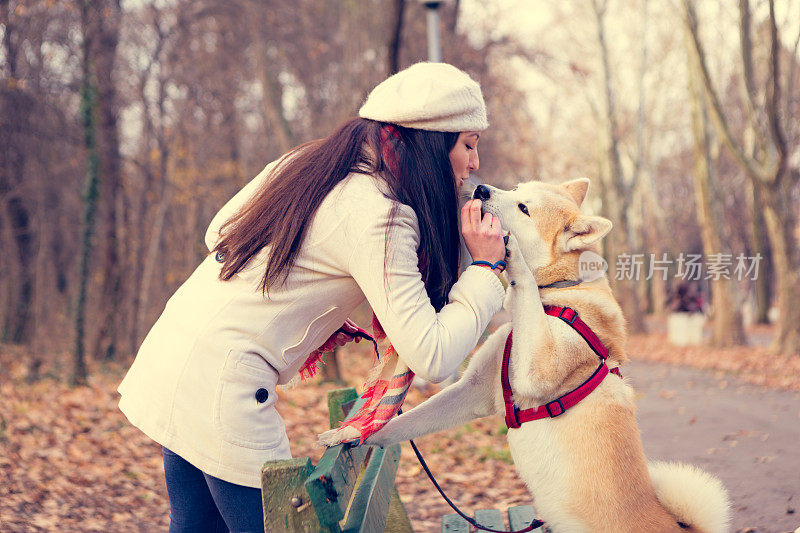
left=363, top=422, right=403, bottom=447
left=504, top=232, right=520, bottom=257
left=362, top=431, right=389, bottom=447
left=504, top=233, right=533, bottom=283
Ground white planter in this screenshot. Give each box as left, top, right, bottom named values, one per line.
left=667, top=312, right=705, bottom=346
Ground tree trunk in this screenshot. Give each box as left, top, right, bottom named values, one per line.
left=91, top=0, right=123, bottom=361
left=3, top=196, right=34, bottom=344
left=0, top=101, right=35, bottom=344
left=631, top=0, right=653, bottom=316
left=135, top=186, right=173, bottom=341
left=320, top=349, right=345, bottom=385
left=73, top=0, right=101, bottom=386
left=760, top=183, right=800, bottom=354
left=592, top=0, right=645, bottom=333
left=128, top=9, right=170, bottom=351
left=252, top=6, right=294, bottom=154
left=687, top=44, right=746, bottom=347
left=0, top=0, right=35, bottom=345
left=387, top=0, right=405, bottom=75
left=747, top=182, right=771, bottom=324
left=127, top=75, right=155, bottom=353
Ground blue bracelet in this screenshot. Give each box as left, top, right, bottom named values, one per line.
left=471, top=259, right=506, bottom=271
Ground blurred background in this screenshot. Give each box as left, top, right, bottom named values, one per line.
left=2, top=2, right=800, bottom=531
left=0, top=0, right=798, bottom=378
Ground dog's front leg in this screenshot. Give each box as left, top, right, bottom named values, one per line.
left=364, top=380, right=480, bottom=447
left=365, top=326, right=508, bottom=447
left=504, top=235, right=559, bottom=400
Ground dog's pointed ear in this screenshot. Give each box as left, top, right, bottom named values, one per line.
left=564, top=215, right=612, bottom=251
left=562, top=178, right=590, bottom=207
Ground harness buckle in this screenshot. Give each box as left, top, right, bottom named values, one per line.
left=545, top=398, right=566, bottom=417
left=557, top=306, right=578, bottom=325
left=505, top=402, right=522, bottom=429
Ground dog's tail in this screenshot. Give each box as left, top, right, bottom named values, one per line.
left=648, top=461, right=731, bottom=533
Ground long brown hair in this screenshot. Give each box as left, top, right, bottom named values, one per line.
left=214, top=118, right=461, bottom=311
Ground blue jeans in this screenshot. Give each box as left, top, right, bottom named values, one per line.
left=162, top=447, right=263, bottom=533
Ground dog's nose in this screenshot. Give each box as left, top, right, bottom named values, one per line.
left=473, top=185, right=491, bottom=201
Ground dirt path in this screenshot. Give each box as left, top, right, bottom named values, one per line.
left=626, top=360, right=800, bottom=533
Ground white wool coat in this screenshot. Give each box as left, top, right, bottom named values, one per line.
left=117, top=160, right=505, bottom=488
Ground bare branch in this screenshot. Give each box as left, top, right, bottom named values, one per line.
left=249, top=4, right=294, bottom=152
left=592, top=0, right=630, bottom=201
left=737, top=0, right=765, bottom=153
left=765, top=0, right=788, bottom=184
left=784, top=19, right=800, bottom=145
left=387, top=0, right=405, bottom=75
left=682, top=0, right=769, bottom=183
left=632, top=0, right=650, bottom=182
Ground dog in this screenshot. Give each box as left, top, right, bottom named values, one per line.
left=366, top=179, right=731, bottom=533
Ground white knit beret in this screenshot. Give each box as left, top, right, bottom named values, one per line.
left=359, top=62, right=488, bottom=132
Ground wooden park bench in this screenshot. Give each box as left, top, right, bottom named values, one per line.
left=440, top=507, right=548, bottom=532
left=262, top=386, right=549, bottom=532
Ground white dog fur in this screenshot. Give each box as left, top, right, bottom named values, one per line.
left=365, top=179, right=731, bottom=533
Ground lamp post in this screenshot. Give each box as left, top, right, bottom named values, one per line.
left=419, top=0, right=444, bottom=62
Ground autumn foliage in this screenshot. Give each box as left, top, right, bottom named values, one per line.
left=2, top=320, right=796, bottom=532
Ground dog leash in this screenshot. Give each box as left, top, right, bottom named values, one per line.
left=407, top=428, right=545, bottom=532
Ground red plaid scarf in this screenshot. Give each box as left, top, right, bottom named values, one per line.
left=315, top=323, right=416, bottom=446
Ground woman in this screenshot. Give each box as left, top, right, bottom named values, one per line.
left=118, top=62, right=507, bottom=532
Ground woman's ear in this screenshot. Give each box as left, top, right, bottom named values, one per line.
left=561, top=178, right=590, bottom=207
left=564, top=215, right=612, bottom=251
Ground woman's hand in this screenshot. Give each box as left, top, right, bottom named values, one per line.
left=461, top=199, right=506, bottom=275
left=317, top=319, right=362, bottom=353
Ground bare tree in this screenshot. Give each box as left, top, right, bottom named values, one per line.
left=686, top=29, right=747, bottom=346
left=0, top=0, right=35, bottom=345
left=683, top=0, right=799, bottom=354
left=73, top=0, right=102, bottom=386
left=248, top=1, right=295, bottom=154
left=89, top=0, right=124, bottom=361
left=130, top=4, right=174, bottom=347
left=591, top=0, right=645, bottom=333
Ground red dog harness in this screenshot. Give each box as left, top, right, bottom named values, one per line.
left=502, top=305, right=622, bottom=429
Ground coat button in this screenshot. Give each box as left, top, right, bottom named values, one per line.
left=255, top=388, right=269, bottom=403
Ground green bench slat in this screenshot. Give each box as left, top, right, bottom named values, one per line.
left=508, top=505, right=542, bottom=530
left=475, top=508, right=506, bottom=530
left=305, top=393, right=371, bottom=526
left=385, top=486, right=414, bottom=533
left=442, top=509, right=507, bottom=532
left=305, top=442, right=367, bottom=527
left=341, top=443, right=402, bottom=533
left=327, top=387, right=359, bottom=429
left=441, top=505, right=546, bottom=533
left=261, top=457, right=322, bottom=532
left=441, top=513, right=470, bottom=532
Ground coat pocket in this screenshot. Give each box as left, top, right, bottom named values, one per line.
left=279, top=306, right=342, bottom=366
left=214, top=350, right=286, bottom=449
